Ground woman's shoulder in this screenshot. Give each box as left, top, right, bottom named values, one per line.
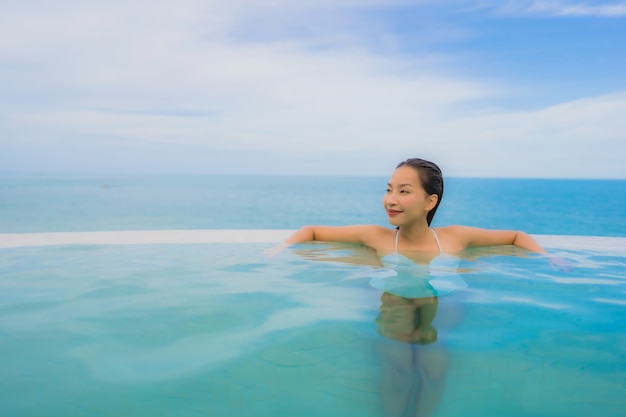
left=359, top=225, right=397, bottom=252
left=332, top=224, right=395, bottom=249
left=348, top=224, right=396, bottom=241
left=335, top=224, right=395, bottom=233
left=432, top=225, right=469, bottom=235
left=434, top=225, right=486, bottom=234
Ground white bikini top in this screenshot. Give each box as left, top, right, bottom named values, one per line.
left=372, top=227, right=467, bottom=298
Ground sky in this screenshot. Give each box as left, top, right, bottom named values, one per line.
left=0, top=0, right=625, bottom=178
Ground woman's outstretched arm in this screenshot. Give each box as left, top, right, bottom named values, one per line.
left=265, top=225, right=388, bottom=258
left=446, top=226, right=547, bottom=254
left=285, top=225, right=383, bottom=245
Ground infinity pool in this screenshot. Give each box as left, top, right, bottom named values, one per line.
left=0, top=231, right=625, bottom=417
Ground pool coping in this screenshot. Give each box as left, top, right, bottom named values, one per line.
left=1, top=230, right=625, bottom=254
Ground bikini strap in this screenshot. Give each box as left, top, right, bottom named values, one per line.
left=431, top=228, right=442, bottom=255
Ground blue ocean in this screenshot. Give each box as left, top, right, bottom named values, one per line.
left=1, top=174, right=625, bottom=417
left=1, top=174, right=625, bottom=235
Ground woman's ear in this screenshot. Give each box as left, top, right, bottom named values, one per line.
left=425, top=194, right=438, bottom=211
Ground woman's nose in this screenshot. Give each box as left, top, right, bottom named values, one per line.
left=385, top=192, right=397, bottom=205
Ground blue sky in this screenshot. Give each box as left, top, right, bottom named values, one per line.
left=0, top=0, right=625, bottom=178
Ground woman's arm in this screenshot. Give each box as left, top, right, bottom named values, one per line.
left=265, top=225, right=387, bottom=258
left=447, top=226, right=573, bottom=271
left=448, top=226, right=547, bottom=254
left=286, top=225, right=386, bottom=245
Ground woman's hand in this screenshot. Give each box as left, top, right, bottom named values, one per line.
left=548, top=256, right=574, bottom=272
left=262, top=243, right=289, bottom=258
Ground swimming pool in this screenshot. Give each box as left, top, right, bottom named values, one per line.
left=1, top=231, right=624, bottom=417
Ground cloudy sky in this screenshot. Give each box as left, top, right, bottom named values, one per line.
left=1, top=0, right=624, bottom=178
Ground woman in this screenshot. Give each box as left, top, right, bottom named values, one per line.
left=280, top=158, right=548, bottom=260
left=276, top=158, right=553, bottom=417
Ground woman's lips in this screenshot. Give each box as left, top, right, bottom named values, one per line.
left=387, top=210, right=402, bottom=216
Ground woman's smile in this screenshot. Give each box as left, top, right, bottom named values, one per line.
left=387, top=209, right=402, bottom=217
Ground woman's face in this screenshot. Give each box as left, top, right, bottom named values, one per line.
left=383, top=166, right=437, bottom=227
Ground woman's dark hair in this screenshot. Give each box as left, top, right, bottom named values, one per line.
left=396, top=158, right=444, bottom=226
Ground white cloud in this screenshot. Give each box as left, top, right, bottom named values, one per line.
left=0, top=0, right=624, bottom=177
left=436, top=92, right=626, bottom=178
left=0, top=1, right=495, bottom=149
left=486, top=1, right=626, bottom=17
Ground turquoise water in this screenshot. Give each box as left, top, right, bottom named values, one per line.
left=0, top=242, right=624, bottom=416
left=1, top=174, right=626, bottom=416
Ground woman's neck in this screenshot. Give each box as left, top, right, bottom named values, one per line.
left=397, top=223, right=432, bottom=246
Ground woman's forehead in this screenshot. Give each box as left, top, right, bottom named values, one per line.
left=388, top=166, right=420, bottom=185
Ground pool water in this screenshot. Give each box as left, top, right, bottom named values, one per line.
left=1, top=234, right=625, bottom=417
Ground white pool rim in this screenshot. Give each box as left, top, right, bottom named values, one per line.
left=0, top=230, right=625, bottom=254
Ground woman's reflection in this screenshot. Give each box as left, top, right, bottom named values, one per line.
left=285, top=242, right=458, bottom=417
left=375, top=292, right=450, bottom=417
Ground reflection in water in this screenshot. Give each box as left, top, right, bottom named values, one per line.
left=376, top=293, right=439, bottom=344
left=288, top=242, right=468, bottom=417
left=375, top=292, right=450, bottom=417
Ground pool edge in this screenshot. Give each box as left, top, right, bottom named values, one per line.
left=1, top=230, right=625, bottom=253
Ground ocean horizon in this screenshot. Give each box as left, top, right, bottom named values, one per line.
left=1, top=173, right=625, bottom=237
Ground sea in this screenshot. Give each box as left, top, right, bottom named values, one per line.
left=1, top=173, right=625, bottom=236
left=1, top=173, right=626, bottom=417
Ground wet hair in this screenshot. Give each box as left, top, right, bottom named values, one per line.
left=396, top=158, right=444, bottom=226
